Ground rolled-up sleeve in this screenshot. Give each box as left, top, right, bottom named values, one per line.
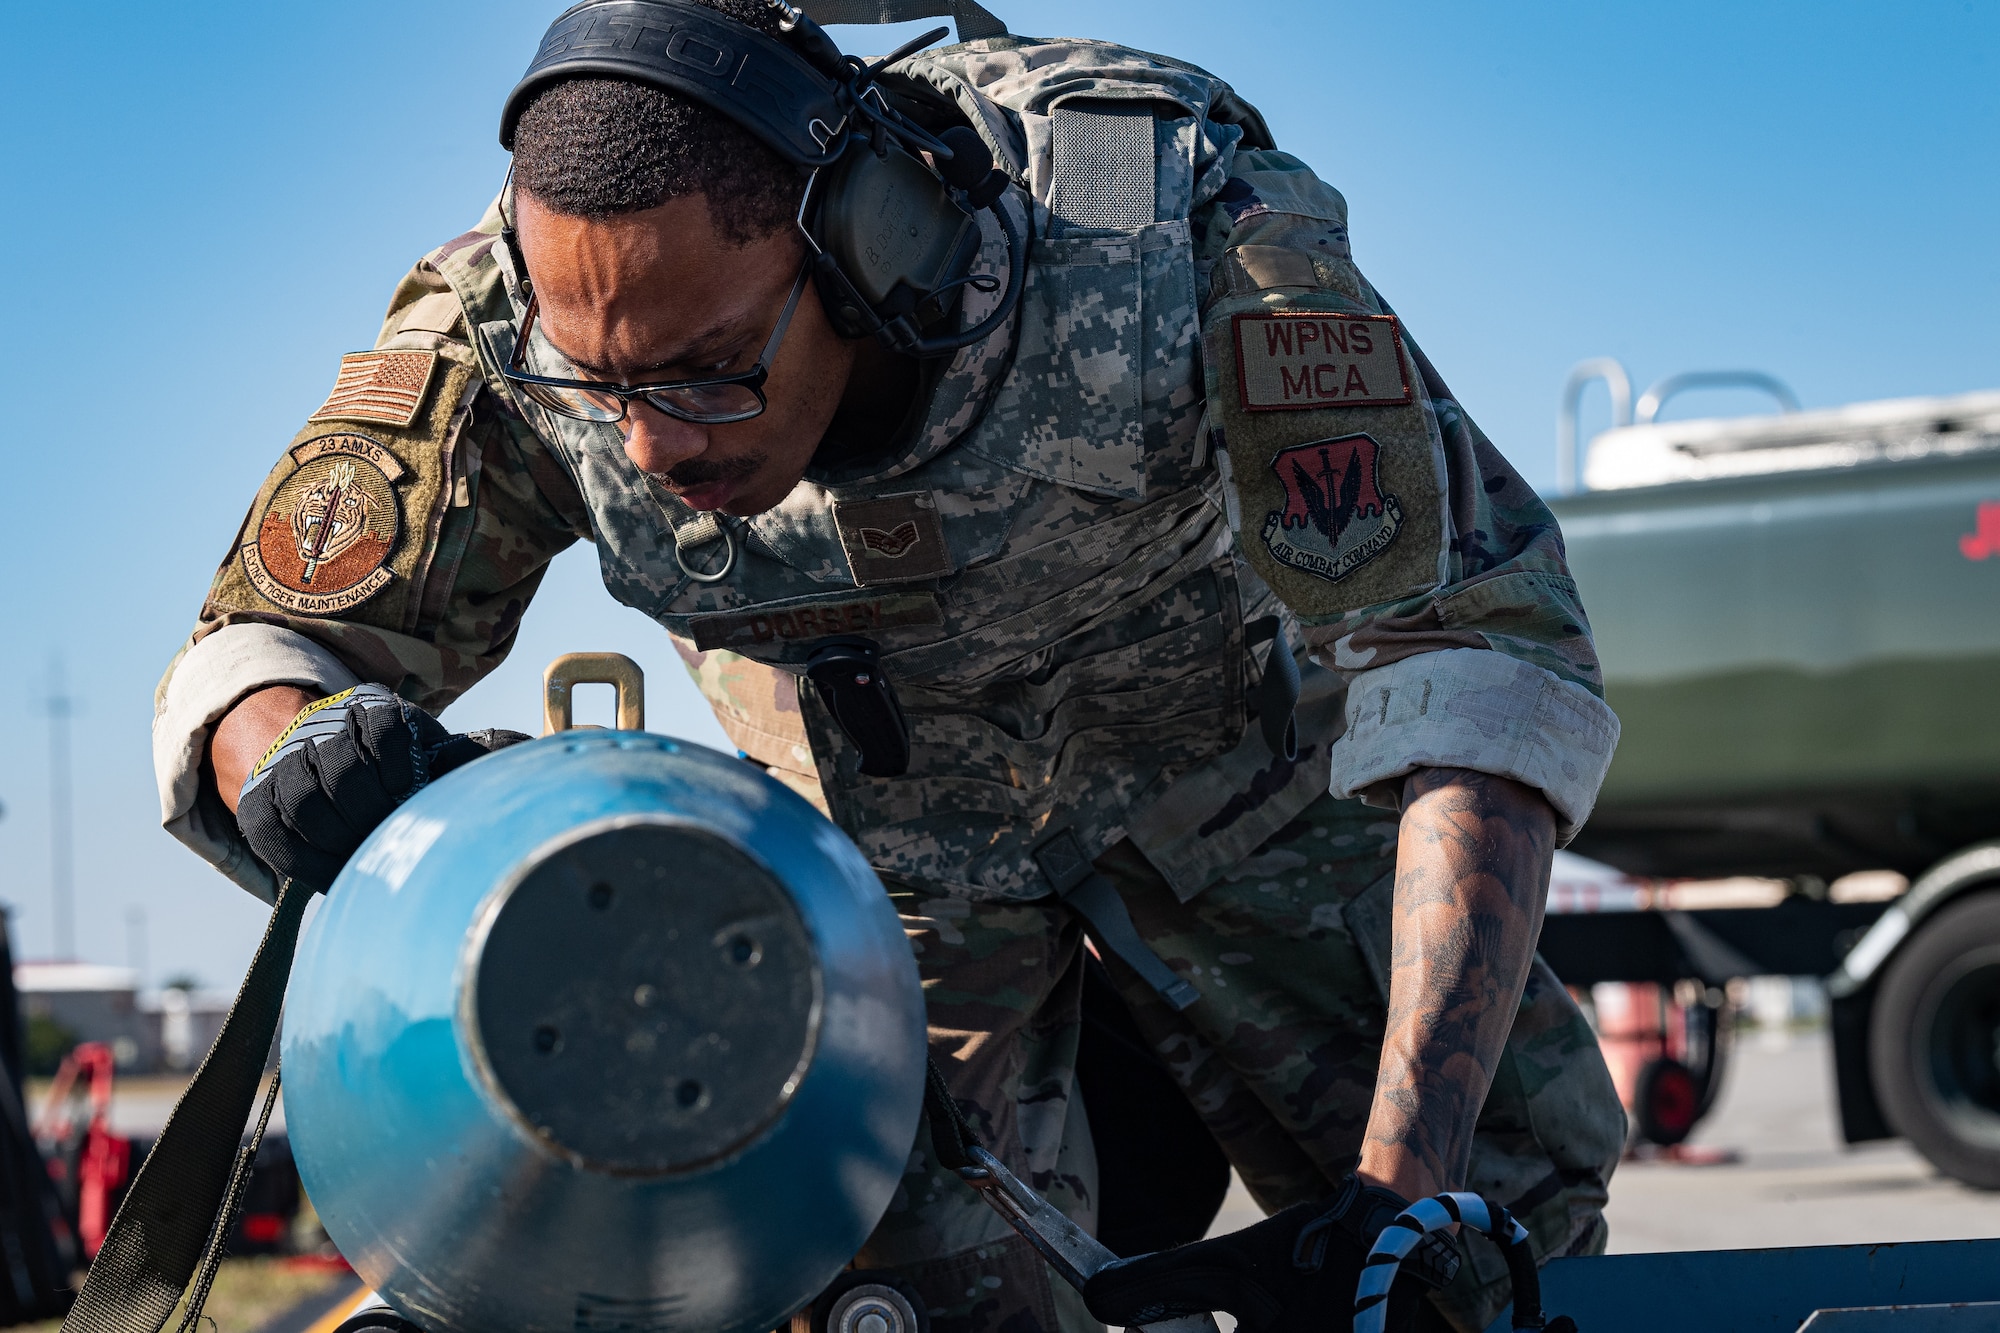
left=1330, top=648, right=1618, bottom=841
left=1312, top=359, right=1623, bottom=842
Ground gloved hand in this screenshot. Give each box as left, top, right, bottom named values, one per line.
left=235, top=684, right=529, bottom=891
left=1082, top=1176, right=1461, bottom=1333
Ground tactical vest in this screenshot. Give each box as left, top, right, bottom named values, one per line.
left=449, top=37, right=1344, bottom=905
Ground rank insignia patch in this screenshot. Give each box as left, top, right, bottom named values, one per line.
left=1260, top=433, right=1404, bottom=584
left=833, top=491, right=953, bottom=586
left=241, top=434, right=406, bottom=613
left=309, top=351, right=439, bottom=427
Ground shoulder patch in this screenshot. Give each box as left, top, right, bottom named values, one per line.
left=1232, top=312, right=1411, bottom=411
left=1205, top=295, right=1445, bottom=622
left=309, top=350, right=439, bottom=427
left=240, top=434, right=406, bottom=613
left=1259, top=433, right=1404, bottom=584
left=207, top=353, right=478, bottom=632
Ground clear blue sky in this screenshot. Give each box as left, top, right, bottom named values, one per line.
left=0, top=1, right=1992, bottom=987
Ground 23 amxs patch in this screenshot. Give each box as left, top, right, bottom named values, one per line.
left=208, top=348, right=477, bottom=629
left=241, top=434, right=406, bottom=613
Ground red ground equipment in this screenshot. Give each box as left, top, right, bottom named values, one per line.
left=32, top=1043, right=302, bottom=1260
left=33, top=1042, right=129, bottom=1259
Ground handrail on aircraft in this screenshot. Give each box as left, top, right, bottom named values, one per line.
left=1557, top=357, right=1634, bottom=495
left=1636, top=370, right=1801, bottom=425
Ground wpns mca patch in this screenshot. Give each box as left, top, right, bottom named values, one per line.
left=241, top=434, right=405, bottom=613
left=1232, top=312, right=1411, bottom=411
left=1260, top=433, right=1403, bottom=584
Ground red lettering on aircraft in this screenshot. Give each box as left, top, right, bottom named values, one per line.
left=1960, top=502, right=2000, bottom=560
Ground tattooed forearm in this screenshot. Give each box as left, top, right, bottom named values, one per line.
left=1357, top=766, right=1555, bottom=1201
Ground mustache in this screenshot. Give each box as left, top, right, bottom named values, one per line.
left=650, top=454, right=764, bottom=489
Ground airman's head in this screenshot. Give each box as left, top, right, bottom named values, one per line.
left=509, top=1, right=861, bottom=516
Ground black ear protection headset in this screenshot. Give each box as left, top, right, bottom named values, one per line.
left=498, top=0, right=1025, bottom=359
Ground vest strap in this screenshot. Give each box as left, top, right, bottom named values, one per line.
left=1035, top=831, right=1200, bottom=1011
left=673, top=512, right=737, bottom=584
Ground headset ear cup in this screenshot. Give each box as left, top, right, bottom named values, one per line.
left=811, top=252, right=880, bottom=342
left=812, top=138, right=980, bottom=354
left=807, top=146, right=878, bottom=342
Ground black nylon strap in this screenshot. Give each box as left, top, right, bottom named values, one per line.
left=61, top=878, right=312, bottom=1333
left=1060, top=875, right=1201, bottom=1012
left=1245, top=615, right=1300, bottom=762
left=1033, top=832, right=1202, bottom=1012
left=923, top=1057, right=979, bottom=1172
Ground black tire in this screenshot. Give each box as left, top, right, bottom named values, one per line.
left=1869, top=890, right=2000, bottom=1189
left=1633, top=1057, right=1701, bottom=1146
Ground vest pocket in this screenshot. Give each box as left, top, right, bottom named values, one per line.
left=968, top=232, right=1145, bottom=498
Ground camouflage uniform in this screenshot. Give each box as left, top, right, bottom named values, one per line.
left=151, top=33, right=1623, bottom=1333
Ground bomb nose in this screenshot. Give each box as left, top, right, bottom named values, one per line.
left=465, top=820, right=822, bottom=1175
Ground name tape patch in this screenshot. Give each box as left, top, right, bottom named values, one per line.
left=1232, top=312, right=1411, bottom=412
left=689, top=592, right=944, bottom=653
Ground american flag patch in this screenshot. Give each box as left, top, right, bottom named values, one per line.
left=309, top=351, right=438, bottom=427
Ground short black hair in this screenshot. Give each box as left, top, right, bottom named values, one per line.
left=510, top=0, right=801, bottom=243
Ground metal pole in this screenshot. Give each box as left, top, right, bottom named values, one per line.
left=127, top=907, right=147, bottom=989
left=47, top=665, right=74, bottom=962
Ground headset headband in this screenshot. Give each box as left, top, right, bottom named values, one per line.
left=499, top=0, right=1027, bottom=359
left=499, top=0, right=845, bottom=166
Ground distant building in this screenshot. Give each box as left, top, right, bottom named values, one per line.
left=13, top=965, right=231, bottom=1073
left=15, top=963, right=152, bottom=1071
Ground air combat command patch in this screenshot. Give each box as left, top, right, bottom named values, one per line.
left=240, top=434, right=406, bottom=613
left=1261, top=433, right=1403, bottom=584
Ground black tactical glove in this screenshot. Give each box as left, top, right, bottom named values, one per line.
left=235, top=684, right=529, bottom=891
left=1083, top=1176, right=1461, bottom=1333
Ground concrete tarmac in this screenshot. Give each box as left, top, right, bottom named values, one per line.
left=57, top=1028, right=2000, bottom=1255
left=1603, top=1027, right=2000, bottom=1252
left=1206, top=1027, right=2000, bottom=1251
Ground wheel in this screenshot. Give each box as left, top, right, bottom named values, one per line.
left=802, top=1270, right=929, bottom=1333
left=1869, top=890, right=2000, bottom=1189
left=1633, top=1057, right=1701, bottom=1146
left=332, top=1305, right=429, bottom=1333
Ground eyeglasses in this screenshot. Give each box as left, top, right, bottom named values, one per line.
left=503, top=258, right=813, bottom=426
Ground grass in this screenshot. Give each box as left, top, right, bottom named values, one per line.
left=16, top=1258, right=348, bottom=1333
